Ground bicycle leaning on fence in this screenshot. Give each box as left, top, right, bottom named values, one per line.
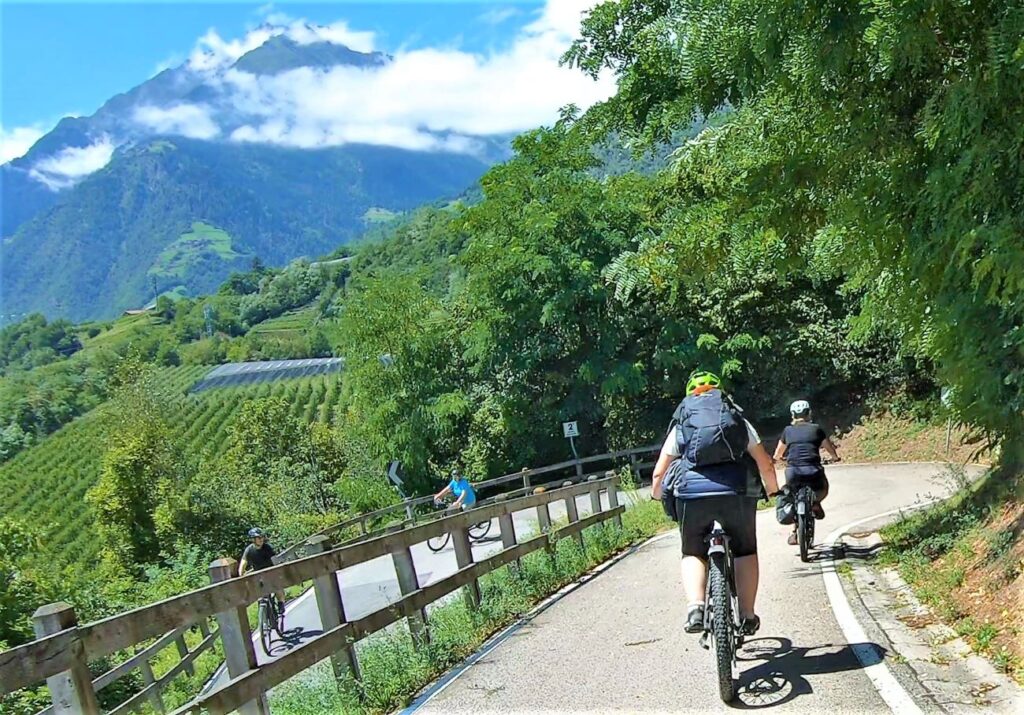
left=426, top=498, right=493, bottom=552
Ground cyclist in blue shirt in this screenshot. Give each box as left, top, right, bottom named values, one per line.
left=434, top=469, right=477, bottom=510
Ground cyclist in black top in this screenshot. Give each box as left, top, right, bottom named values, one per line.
left=773, top=400, right=840, bottom=545
left=238, top=527, right=285, bottom=613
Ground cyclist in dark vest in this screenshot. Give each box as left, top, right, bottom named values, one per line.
left=773, top=400, right=840, bottom=545
left=651, top=370, right=780, bottom=636
left=238, top=527, right=285, bottom=614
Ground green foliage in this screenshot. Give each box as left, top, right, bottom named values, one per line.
left=0, top=313, right=81, bottom=373
left=566, top=0, right=1024, bottom=448
left=88, top=361, right=194, bottom=572
left=0, top=520, right=52, bottom=647
left=196, top=396, right=345, bottom=544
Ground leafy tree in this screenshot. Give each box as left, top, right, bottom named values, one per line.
left=567, top=0, right=1024, bottom=450
left=87, top=359, right=192, bottom=572
left=0, top=520, right=51, bottom=647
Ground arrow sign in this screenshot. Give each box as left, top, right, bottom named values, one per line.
left=386, top=460, right=403, bottom=487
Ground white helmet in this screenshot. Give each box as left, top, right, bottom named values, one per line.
left=790, top=400, right=811, bottom=417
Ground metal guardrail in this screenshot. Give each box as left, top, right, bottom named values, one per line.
left=3, top=476, right=624, bottom=715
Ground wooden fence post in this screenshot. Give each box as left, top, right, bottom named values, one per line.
left=304, top=536, right=362, bottom=682
left=174, top=633, right=194, bottom=676
left=451, top=525, right=481, bottom=608
left=139, top=659, right=166, bottom=713
left=605, top=471, right=623, bottom=527
left=495, top=493, right=519, bottom=571
left=208, top=559, right=270, bottom=715
left=534, top=487, right=552, bottom=534
left=587, top=475, right=603, bottom=519
left=32, top=602, right=100, bottom=715
left=562, top=481, right=584, bottom=549
left=390, top=544, right=429, bottom=649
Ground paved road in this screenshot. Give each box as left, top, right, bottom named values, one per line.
left=208, top=486, right=643, bottom=689
left=416, top=462, right=975, bottom=713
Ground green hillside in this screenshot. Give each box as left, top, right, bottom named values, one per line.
left=0, top=137, right=491, bottom=322
left=0, top=367, right=344, bottom=573
left=149, top=222, right=247, bottom=282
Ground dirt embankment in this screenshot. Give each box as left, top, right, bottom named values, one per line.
left=831, top=412, right=990, bottom=465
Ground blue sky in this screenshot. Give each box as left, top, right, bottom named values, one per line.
left=1, top=1, right=542, bottom=128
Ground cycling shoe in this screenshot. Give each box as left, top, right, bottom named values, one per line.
left=741, top=615, right=761, bottom=636
left=685, top=606, right=704, bottom=633
left=813, top=503, right=825, bottom=520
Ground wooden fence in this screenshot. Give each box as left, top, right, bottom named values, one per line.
left=1, top=474, right=625, bottom=715
left=276, top=442, right=660, bottom=562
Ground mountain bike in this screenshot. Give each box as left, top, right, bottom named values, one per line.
left=257, top=594, right=285, bottom=656
left=794, top=484, right=818, bottom=563
left=426, top=500, right=492, bottom=552
left=698, top=520, right=744, bottom=702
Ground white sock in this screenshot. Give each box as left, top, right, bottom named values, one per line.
left=687, top=601, right=705, bottom=612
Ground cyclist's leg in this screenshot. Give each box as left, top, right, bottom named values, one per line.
left=722, top=496, right=759, bottom=620
left=678, top=497, right=715, bottom=631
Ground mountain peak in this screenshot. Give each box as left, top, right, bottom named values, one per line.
left=231, top=34, right=389, bottom=75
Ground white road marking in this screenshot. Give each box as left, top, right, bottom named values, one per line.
left=822, top=500, right=944, bottom=715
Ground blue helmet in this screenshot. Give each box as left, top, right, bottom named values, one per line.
left=247, top=527, right=264, bottom=539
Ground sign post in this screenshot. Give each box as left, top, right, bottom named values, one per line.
left=940, top=387, right=953, bottom=454
left=563, top=421, right=580, bottom=461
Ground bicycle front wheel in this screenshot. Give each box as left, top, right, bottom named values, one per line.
left=427, top=532, right=451, bottom=552
left=709, top=552, right=737, bottom=702
left=258, top=601, right=274, bottom=656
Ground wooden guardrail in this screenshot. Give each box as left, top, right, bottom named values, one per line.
left=276, top=443, right=659, bottom=562
left=1, top=474, right=624, bottom=715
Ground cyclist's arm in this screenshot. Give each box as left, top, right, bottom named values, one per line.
left=772, top=438, right=786, bottom=462
left=747, top=442, right=780, bottom=495
left=453, top=488, right=467, bottom=507
left=651, top=450, right=674, bottom=500
left=822, top=437, right=840, bottom=461
left=238, top=557, right=249, bottom=577
left=434, top=484, right=452, bottom=502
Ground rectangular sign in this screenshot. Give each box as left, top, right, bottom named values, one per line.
left=562, top=421, right=579, bottom=438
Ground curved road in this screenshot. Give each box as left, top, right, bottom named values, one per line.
left=413, top=462, right=981, bottom=713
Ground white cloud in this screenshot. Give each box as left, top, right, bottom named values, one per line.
left=210, top=0, right=614, bottom=153
left=133, top=104, right=220, bottom=139
left=0, top=125, right=46, bottom=163
left=28, top=137, right=116, bottom=190
left=478, top=7, right=521, bottom=26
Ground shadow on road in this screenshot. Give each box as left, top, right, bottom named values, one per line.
left=266, top=627, right=323, bottom=657
left=732, top=637, right=886, bottom=709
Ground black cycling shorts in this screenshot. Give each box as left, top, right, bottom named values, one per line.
left=785, top=468, right=829, bottom=498
left=676, top=495, right=758, bottom=558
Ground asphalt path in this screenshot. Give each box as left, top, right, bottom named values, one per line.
left=415, top=462, right=975, bottom=713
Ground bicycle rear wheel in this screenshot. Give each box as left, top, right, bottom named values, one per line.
left=709, top=552, right=737, bottom=702
left=798, top=510, right=811, bottom=562
left=469, top=519, right=491, bottom=540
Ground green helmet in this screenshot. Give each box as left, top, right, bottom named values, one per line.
left=686, top=369, right=721, bottom=394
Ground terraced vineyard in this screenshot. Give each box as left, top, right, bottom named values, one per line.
left=0, top=365, right=345, bottom=572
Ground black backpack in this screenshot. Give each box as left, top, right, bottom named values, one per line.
left=672, top=389, right=749, bottom=470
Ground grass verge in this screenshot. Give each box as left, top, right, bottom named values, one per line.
left=269, top=498, right=670, bottom=714
left=878, top=464, right=1023, bottom=684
